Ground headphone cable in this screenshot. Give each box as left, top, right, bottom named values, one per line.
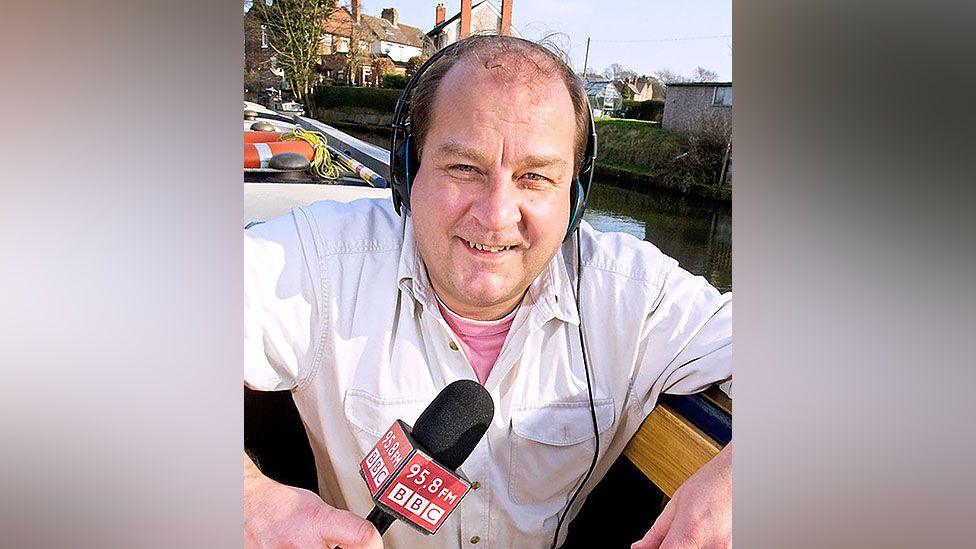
left=551, top=229, right=601, bottom=549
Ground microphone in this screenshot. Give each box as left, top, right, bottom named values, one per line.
left=358, top=379, right=494, bottom=536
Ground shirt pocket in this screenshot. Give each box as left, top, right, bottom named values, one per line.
left=509, top=398, right=615, bottom=505
left=343, top=389, right=428, bottom=457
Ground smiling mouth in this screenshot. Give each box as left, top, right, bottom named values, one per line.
left=462, top=238, right=518, bottom=253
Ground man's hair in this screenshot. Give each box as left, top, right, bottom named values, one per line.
left=408, top=35, right=591, bottom=177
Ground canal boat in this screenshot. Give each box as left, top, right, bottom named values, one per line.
left=243, top=105, right=731, bottom=545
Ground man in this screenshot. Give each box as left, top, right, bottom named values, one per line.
left=245, top=36, right=731, bottom=548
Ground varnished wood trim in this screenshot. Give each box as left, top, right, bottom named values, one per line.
left=623, top=403, right=722, bottom=497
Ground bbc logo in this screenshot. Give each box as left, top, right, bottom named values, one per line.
left=388, top=482, right=446, bottom=526
left=365, top=449, right=390, bottom=486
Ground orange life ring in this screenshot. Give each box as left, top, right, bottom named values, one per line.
left=244, top=141, right=314, bottom=168
left=243, top=131, right=284, bottom=144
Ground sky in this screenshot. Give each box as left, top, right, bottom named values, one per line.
left=355, top=0, right=732, bottom=80
left=246, top=1, right=732, bottom=80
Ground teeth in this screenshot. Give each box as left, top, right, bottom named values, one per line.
left=466, top=239, right=512, bottom=252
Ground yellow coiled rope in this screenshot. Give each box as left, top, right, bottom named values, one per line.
left=280, top=128, right=342, bottom=179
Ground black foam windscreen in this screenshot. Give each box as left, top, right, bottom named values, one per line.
left=411, top=380, right=494, bottom=470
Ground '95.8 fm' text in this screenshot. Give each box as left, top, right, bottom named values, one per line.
left=378, top=452, right=470, bottom=533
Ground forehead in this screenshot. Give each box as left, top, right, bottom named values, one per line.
left=425, top=56, right=576, bottom=155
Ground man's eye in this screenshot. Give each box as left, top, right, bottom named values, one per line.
left=523, top=172, right=550, bottom=182
left=450, top=164, right=478, bottom=173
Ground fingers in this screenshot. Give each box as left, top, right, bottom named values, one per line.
left=316, top=505, right=383, bottom=549
left=632, top=498, right=677, bottom=549
left=656, top=527, right=698, bottom=549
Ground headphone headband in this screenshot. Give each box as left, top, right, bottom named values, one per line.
left=390, top=36, right=597, bottom=240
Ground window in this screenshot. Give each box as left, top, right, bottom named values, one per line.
left=321, top=34, right=333, bottom=52
left=712, top=86, right=732, bottom=107
left=359, top=40, right=367, bottom=51
left=260, top=25, right=268, bottom=48
left=336, top=37, right=350, bottom=53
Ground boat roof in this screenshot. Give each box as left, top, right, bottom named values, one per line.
left=243, top=102, right=392, bottom=223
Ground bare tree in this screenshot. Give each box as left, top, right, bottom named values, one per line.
left=373, top=57, right=395, bottom=82
left=250, top=0, right=337, bottom=106
left=654, top=68, right=686, bottom=85
left=406, top=54, right=429, bottom=75
left=601, top=63, right=622, bottom=80
left=602, top=63, right=637, bottom=81
left=691, top=66, right=719, bottom=82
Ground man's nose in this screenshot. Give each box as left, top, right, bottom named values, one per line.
left=472, top=174, right=521, bottom=231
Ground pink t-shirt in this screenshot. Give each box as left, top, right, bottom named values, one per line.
left=436, top=300, right=517, bottom=385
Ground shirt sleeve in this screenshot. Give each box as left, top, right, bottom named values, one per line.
left=244, top=207, right=323, bottom=391
left=630, top=261, right=732, bottom=414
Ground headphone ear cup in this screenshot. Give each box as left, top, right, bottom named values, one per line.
left=572, top=178, right=585, bottom=216
left=391, top=135, right=411, bottom=214
left=565, top=179, right=586, bottom=240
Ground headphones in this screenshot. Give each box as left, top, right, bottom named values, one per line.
left=389, top=37, right=598, bottom=242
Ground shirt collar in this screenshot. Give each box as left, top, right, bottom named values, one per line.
left=396, top=216, right=580, bottom=326
left=396, top=215, right=435, bottom=307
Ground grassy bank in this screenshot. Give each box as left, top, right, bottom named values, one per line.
left=595, top=118, right=730, bottom=202
left=595, top=160, right=732, bottom=201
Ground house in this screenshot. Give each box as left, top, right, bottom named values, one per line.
left=584, top=79, right=623, bottom=118
left=322, top=3, right=428, bottom=86
left=243, top=1, right=358, bottom=87
left=661, top=82, right=732, bottom=132
left=427, top=0, right=520, bottom=51
left=315, top=3, right=357, bottom=83
left=246, top=1, right=430, bottom=90
left=612, top=79, right=641, bottom=101
left=243, top=5, right=289, bottom=102
left=359, top=7, right=429, bottom=77
left=635, top=77, right=665, bottom=101
left=612, top=77, right=664, bottom=102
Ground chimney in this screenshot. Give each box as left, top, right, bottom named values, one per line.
left=351, top=0, right=360, bottom=23
left=460, top=0, right=472, bottom=39
left=435, top=3, right=446, bottom=25
left=500, top=0, right=513, bottom=36
left=381, top=7, right=398, bottom=27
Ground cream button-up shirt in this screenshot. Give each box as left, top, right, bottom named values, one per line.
left=245, top=198, right=731, bottom=548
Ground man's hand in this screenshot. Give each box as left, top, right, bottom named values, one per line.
left=244, top=453, right=383, bottom=549
left=632, top=441, right=732, bottom=549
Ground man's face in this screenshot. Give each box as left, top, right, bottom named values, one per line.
left=410, top=59, right=577, bottom=320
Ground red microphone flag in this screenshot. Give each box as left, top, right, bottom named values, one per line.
left=359, top=420, right=472, bottom=534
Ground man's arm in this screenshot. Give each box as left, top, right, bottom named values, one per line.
left=624, top=255, right=732, bottom=547
left=632, top=441, right=732, bottom=549
left=244, top=452, right=383, bottom=549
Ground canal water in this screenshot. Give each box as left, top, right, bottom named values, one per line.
left=341, top=126, right=732, bottom=293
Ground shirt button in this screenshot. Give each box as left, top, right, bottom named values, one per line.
left=470, top=536, right=480, bottom=544
left=449, top=341, right=459, bottom=351
left=470, top=481, right=480, bottom=490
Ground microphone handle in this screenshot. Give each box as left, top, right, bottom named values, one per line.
left=366, top=505, right=397, bottom=535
